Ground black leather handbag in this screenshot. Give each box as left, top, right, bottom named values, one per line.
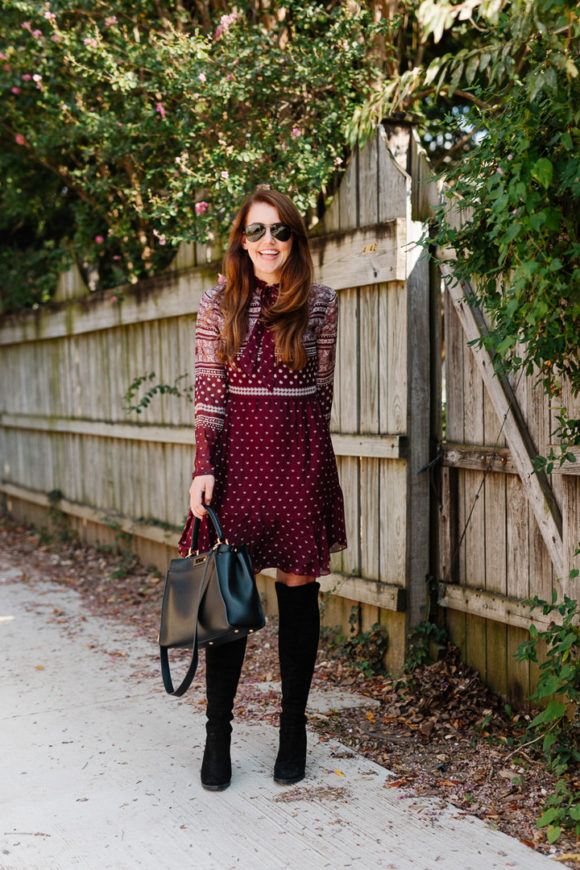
left=159, top=505, right=265, bottom=697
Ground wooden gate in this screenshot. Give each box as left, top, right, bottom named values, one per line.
left=439, top=258, right=580, bottom=702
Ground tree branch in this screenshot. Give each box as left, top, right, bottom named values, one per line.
left=433, top=128, right=479, bottom=169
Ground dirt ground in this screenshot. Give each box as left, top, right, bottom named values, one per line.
left=1, top=512, right=578, bottom=867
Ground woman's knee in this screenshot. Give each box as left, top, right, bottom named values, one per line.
left=276, top=569, right=316, bottom=587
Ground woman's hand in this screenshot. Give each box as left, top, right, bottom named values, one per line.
left=189, top=474, right=215, bottom=519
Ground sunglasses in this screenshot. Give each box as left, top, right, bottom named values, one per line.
left=243, top=222, right=292, bottom=243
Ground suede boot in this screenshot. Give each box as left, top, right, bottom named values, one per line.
left=201, top=635, right=247, bottom=791
left=274, top=581, right=320, bottom=785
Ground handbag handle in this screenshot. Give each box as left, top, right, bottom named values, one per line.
left=189, top=503, right=227, bottom=554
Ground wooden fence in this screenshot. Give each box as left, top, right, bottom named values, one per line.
left=0, top=121, right=438, bottom=674
left=2, top=119, right=576, bottom=697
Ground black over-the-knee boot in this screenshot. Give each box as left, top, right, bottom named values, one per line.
left=274, top=581, right=320, bottom=785
left=201, top=635, right=247, bottom=791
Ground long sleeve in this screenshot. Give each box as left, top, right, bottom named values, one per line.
left=192, top=288, right=227, bottom=478
left=316, top=290, right=338, bottom=426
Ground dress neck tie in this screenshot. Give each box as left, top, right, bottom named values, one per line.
left=236, top=278, right=278, bottom=388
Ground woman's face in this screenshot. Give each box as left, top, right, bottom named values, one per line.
left=241, top=201, right=293, bottom=284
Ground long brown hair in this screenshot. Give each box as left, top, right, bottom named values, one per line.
left=217, top=189, right=313, bottom=371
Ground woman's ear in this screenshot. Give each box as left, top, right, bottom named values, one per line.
left=241, top=235, right=248, bottom=251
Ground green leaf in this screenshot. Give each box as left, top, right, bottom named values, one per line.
left=561, top=132, right=573, bottom=150
left=547, top=824, right=561, bottom=844
left=537, top=807, right=561, bottom=826
left=479, top=52, right=491, bottom=72
left=425, top=60, right=442, bottom=86
left=531, top=158, right=553, bottom=189
left=530, top=699, right=566, bottom=727
left=496, top=335, right=516, bottom=354
left=502, top=223, right=522, bottom=243
left=465, top=55, right=479, bottom=85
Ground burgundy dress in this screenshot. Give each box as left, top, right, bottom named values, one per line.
left=178, top=277, right=347, bottom=576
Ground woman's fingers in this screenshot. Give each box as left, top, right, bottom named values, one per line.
left=204, top=475, right=215, bottom=507
left=190, top=475, right=215, bottom=519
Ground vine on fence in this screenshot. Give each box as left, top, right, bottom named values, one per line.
left=123, top=371, right=194, bottom=415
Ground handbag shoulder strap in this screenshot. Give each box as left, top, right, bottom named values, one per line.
left=160, top=552, right=213, bottom=697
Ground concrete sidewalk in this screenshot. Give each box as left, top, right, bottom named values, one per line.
left=0, top=562, right=556, bottom=870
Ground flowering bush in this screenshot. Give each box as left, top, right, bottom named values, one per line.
left=0, top=0, right=377, bottom=308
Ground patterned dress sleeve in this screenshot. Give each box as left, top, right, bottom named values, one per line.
left=316, top=289, right=339, bottom=427
left=192, top=288, right=227, bottom=478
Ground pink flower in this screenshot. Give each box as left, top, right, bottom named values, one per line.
left=105, top=16, right=118, bottom=26
left=221, top=170, right=229, bottom=179
left=226, top=73, right=233, bottom=80
left=198, top=72, right=206, bottom=82
left=3, top=64, right=11, bottom=72
left=62, top=103, right=69, bottom=110
left=155, top=101, right=166, bottom=119
left=0, top=52, right=5, bottom=60
left=22, top=22, right=31, bottom=30
left=11, top=87, right=20, bottom=94
left=51, top=33, right=60, bottom=42
left=95, top=235, right=104, bottom=244
left=113, top=255, right=121, bottom=261
left=83, top=37, right=97, bottom=47
left=195, top=201, right=209, bottom=216
left=291, top=127, right=301, bottom=138
left=44, top=11, right=56, bottom=20
left=215, top=12, right=238, bottom=38
left=15, top=134, right=25, bottom=145
left=31, top=29, right=42, bottom=39
left=218, top=273, right=226, bottom=283
left=32, top=74, right=42, bottom=82
left=110, top=295, right=118, bottom=303
left=22, top=73, right=32, bottom=80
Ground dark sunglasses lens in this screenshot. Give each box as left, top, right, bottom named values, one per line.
left=244, top=223, right=266, bottom=242
left=271, top=223, right=292, bottom=241
left=244, top=223, right=292, bottom=242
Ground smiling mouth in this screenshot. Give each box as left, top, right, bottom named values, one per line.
left=258, top=250, right=279, bottom=258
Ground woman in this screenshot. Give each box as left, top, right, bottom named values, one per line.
left=179, top=188, right=347, bottom=790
